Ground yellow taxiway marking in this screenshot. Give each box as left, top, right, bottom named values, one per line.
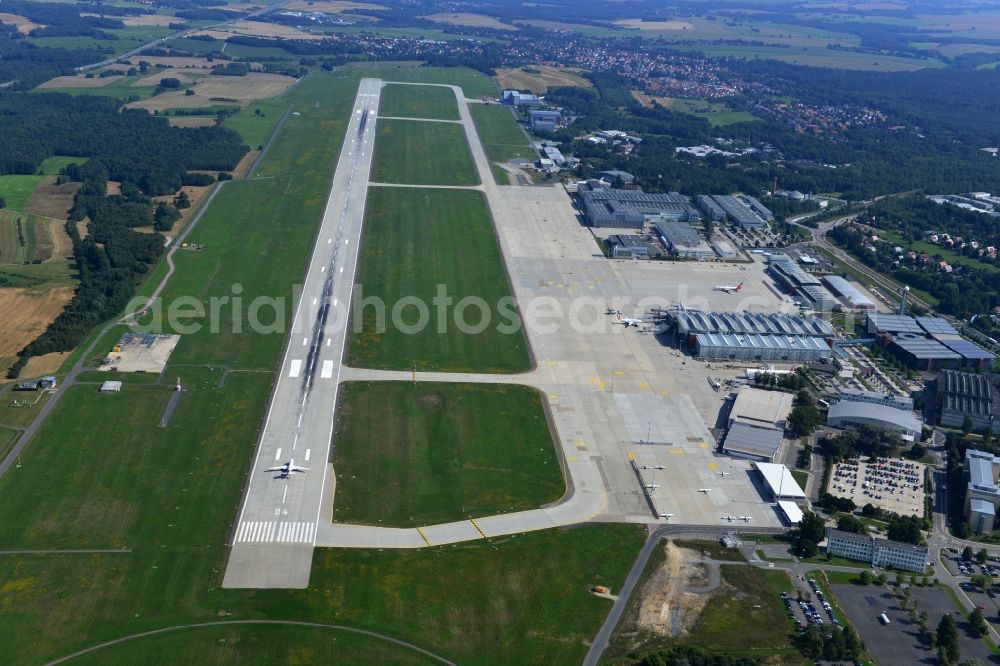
left=670, top=449, right=685, bottom=455
left=614, top=370, right=624, bottom=376
left=659, top=390, right=670, bottom=396
left=549, top=393, right=559, bottom=400
left=708, top=462, right=718, bottom=470
left=596, top=381, right=605, bottom=389
left=639, top=382, right=649, bottom=389
left=416, top=527, right=433, bottom=547
left=468, top=518, right=487, bottom=539
left=700, top=443, right=710, bottom=449
left=567, top=455, right=577, bottom=462
left=576, top=439, right=586, bottom=448
left=627, top=452, right=637, bottom=460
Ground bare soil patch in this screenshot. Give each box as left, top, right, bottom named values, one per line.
left=0, top=12, right=43, bottom=34
left=125, top=73, right=295, bottom=112
left=0, top=287, right=75, bottom=360
left=424, top=12, right=516, bottom=30
left=105, top=181, right=122, bottom=196
left=631, top=90, right=654, bottom=108
left=495, top=65, right=591, bottom=94
left=614, top=18, right=696, bottom=30
left=21, top=351, right=72, bottom=378
left=23, top=177, right=79, bottom=221
left=632, top=541, right=712, bottom=639
left=166, top=116, right=217, bottom=128
left=231, top=150, right=259, bottom=180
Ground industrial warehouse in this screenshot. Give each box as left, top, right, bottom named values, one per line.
left=722, top=387, right=793, bottom=462
left=664, top=309, right=834, bottom=362
left=865, top=313, right=995, bottom=370
left=654, top=220, right=715, bottom=260
left=579, top=189, right=701, bottom=228
left=936, top=370, right=1000, bottom=430
left=768, top=255, right=838, bottom=311
left=697, top=193, right=774, bottom=228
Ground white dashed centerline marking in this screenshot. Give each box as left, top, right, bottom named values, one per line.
left=288, top=359, right=302, bottom=378
left=305, top=449, right=311, bottom=462
left=274, top=448, right=282, bottom=461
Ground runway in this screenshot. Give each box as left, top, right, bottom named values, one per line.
left=222, top=77, right=382, bottom=589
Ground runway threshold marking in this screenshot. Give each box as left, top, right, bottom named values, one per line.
left=468, top=518, right=487, bottom=539
left=320, top=360, right=334, bottom=379
left=416, top=527, right=432, bottom=547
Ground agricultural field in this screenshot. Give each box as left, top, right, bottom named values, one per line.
left=371, top=120, right=478, bottom=186
left=378, top=83, right=459, bottom=120
left=469, top=104, right=534, bottom=164
left=0, top=287, right=75, bottom=375
left=0, top=175, right=43, bottom=212
left=348, top=187, right=530, bottom=372
left=284, top=0, right=388, bottom=12
left=423, top=12, right=517, bottom=30
left=194, top=20, right=326, bottom=41
left=495, top=65, right=592, bottom=94
left=0, top=211, right=53, bottom=263
left=0, top=427, right=17, bottom=463
left=331, top=381, right=564, bottom=526
left=125, top=73, right=296, bottom=113
left=0, top=11, right=43, bottom=34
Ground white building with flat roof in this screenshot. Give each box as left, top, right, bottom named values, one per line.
left=754, top=462, right=806, bottom=500
left=965, top=449, right=1000, bottom=534
left=825, top=528, right=928, bottom=572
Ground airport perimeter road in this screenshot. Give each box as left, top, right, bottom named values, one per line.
left=222, top=78, right=382, bottom=589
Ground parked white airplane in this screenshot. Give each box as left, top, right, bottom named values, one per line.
left=713, top=282, right=744, bottom=293
left=641, top=464, right=666, bottom=470
left=267, top=459, right=309, bottom=477
left=717, top=471, right=731, bottom=476
left=614, top=313, right=645, bottom=327
left=698, top=488, right=712, bottom=494
left=722, top=514, right=735, bottom=522
left=740, top=516, right=752, bottom=522
left=659, top=513, right=675, bottom=519
left=644, top=483, right=660, bottom=491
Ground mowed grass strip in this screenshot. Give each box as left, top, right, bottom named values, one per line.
left=0, top=175, right=42, bottom=211
left=371, top=119, right=479, bottom=186
left=65, top=624, right=439, bottom=666
left=379, top=83, right=459, bottom=120
left=470, top=103, right=534, bottom=163
left=332, top=381, right=564, bottom=527
left=349, top=187, right=530, bottom=372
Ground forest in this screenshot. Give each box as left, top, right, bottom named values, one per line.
left=3, top=93, right=248, bottom=377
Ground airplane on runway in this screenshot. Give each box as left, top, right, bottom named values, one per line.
left=698, top=488, right=712, bottom=494
left=713, top=282, right=744, bottom=294
left=614, top=313, right=645, bottom=327
left=267, top=459, right=309, bottom=478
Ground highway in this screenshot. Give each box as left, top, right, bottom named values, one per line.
left=222, top=78, right=381, bottom=589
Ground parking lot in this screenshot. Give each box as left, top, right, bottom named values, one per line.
left=778, top=578, right=842, bottom=637
left=831, top=583, right=996, bottom=665
left=829, top=456, right=925, bottom=517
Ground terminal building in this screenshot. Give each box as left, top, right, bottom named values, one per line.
left=866, top=313, right=995, bottom=371
left=667, top=309, right=833, bottom=362
left=825, top=528, right=928, bottom=572
left=964, top=449, right=1000, bottom=534
left=822, top=275, right=875, bottom=311
left=768, top=257, right=838, bottom=311
left=580, top=189, right=701, bottom=229
left=936, top=370, right=1000, bottom=431
left=826, top=401, right=922, bottom=441
left=654, top=220, right=715, bottom=260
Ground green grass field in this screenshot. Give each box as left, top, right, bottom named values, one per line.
left=371, top=119, right=479, bottom=186
left=223, top=95, right=291, bottom=148
left=348, top=187, right=530, bottom=372
left=379, top=83, right=459, bottom=120
left=686, top=565, right=795, bottom=654
left=469, top=104, right=534, bottom=164
left=790, top=469, right=809, bottom=489
left=0, top=426, right=18, bottom=463
left=67, top=624, right=439, bottom=665
left=332, top=381, right=563, bottom=526
left=35, top=75, right=159, bottom=100
left=0, top=210, right=38, bottom=264
left=0, top=175, right=42, bottom=211
left=38, top=156, right=83, bottom=175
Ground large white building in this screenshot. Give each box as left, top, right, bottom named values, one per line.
left=965, top=449, right=1000, bottom=534
left=825, top=528, right=928, bottom=572
left=826, top=401, right=922, bottom=441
